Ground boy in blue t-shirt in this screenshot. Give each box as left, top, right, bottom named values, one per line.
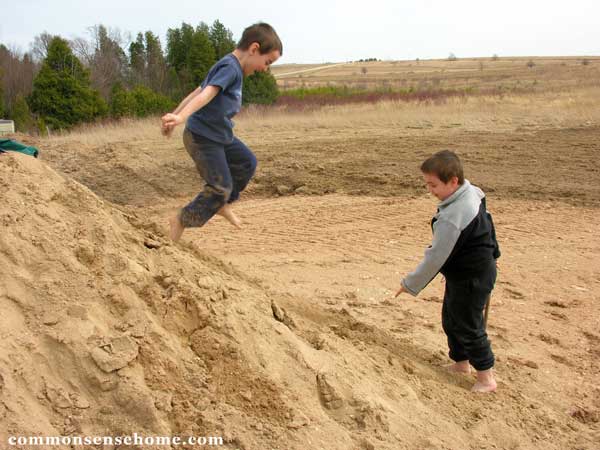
left=161, top=23, right=282, bottom=241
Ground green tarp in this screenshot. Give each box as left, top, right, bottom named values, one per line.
left=0, top=139, right=39, bottom=158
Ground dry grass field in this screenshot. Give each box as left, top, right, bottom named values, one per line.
left=272, top=56, right=600, bottom=92
left=2, top=57, right=600, bottom=449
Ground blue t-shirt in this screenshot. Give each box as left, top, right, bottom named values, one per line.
left=186, top=54, right=243, bottom=144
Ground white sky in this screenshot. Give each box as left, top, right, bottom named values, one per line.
left=2, top=0, right=599, bottom=63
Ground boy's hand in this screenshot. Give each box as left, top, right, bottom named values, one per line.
left=161, top=123, right=174, bottom=138
left=394, top=285, right=406, bottom=298
left=161, top=113, right=184, bottom=129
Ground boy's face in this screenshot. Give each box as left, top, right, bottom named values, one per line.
left=245, top=43, right=280, bottom=76
left=423, top=172, right=459, bottom=201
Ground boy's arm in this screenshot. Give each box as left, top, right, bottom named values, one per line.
left=161, top=85, right=220, bottom=128
left=173, top=86, right=203, bottom=114
left=399, top=220, right=461, bottom=296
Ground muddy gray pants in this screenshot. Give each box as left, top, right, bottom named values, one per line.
left=180, top=128, right=257, bottom=228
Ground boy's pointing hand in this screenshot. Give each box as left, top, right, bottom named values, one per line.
left=394, top=285, right=406, bottom=298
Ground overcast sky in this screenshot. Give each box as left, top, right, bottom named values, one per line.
left=2, top=0, right=598, bottom=63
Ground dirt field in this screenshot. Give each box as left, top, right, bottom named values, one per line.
left=1, top=85, right=599, bottom=449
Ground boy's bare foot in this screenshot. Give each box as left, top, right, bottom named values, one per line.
left=447, top=360, right=471, bottom=374
left=471, top=369, right=497, bottom=393
left=217, top=204, right=242, bottom=229
left=169, top=215, right=184, bottom=242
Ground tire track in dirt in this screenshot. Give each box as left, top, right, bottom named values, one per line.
left=192, top=195, right=431, bottom=266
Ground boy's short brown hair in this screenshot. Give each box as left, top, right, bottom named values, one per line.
left=237, top=22, right=283, bottom=56
left=421, top=150, right=465, bottom=184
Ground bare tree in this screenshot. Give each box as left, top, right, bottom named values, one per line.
left=31, top=32, right=55, bottom=63
left=76, top=25, right=130, bottom=99
left=0, top=45, right=37, bottom=115
left=71, top=36, right=94, bottom=66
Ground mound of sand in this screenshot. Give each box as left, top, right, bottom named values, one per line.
left=0, top=153, right=300, bottom=448
left=0, top=153, right=399, bottom=449
left=1, top=152, right=597, bottom=450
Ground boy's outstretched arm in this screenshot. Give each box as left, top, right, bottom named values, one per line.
left=161, top=85, right=220, bottom=132
left=395, top=220, right=460, bottom=298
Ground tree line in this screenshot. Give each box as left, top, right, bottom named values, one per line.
left=0, top=20, right=279, bottom=133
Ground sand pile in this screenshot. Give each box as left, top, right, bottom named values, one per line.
left=0, top=153, right=402, bottom=449
left=1, top=152, right=596, bottom=450
left=0, top=153, right=285, bottom=447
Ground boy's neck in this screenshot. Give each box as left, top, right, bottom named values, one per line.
left=232, top=49, right=249, bottom=71
left=440, top=181, right=467, bottom=202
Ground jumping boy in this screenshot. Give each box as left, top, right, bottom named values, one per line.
left=161, top=23, right=282, bottom=241
left=394, top=150, right=501, bottom=393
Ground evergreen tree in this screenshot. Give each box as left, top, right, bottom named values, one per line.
left=166, top=66, right=183, bottom=99
left=144, top=31, right=167, bottom=93
left=188, top=24, right=215, bottom=87
left=166, top=23, right=195, bottom=96
left=11, top=94, right=34, bottom=131
left=243, top=71, right=279, bottom=105
left=28, top=37, right=107, bottom=129
left=166, top=27, right=186, bottom=72
left=129, top=33, right=146, bottom=86
left=209, top=20, right=235, bottom=59
left=166, top=22, right=218, bottom=96
left=128, top=31, right=167, bottom=94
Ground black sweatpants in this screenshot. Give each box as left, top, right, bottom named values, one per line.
left=442, top=260, right=497, bottom=371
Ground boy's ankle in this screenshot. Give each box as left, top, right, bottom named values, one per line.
left=476, top=368, right=494, bottom=380
left=472, top=368, right=497, bottom=393
left=447, top=360, right=471, bottom=374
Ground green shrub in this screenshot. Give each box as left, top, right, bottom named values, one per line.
left=109, top=83, right=135, bottom=118
left=243, top=71, right=279, bottom=105
left=130, top=85, right=176, bottom=117
left=11, top=95, right=35, bottom=132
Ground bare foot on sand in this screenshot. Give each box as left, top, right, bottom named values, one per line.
left=447, top=360, right=471, bottom=374
left=218, top=204, right=242, bottom=229
left=169, top=215, right=184, bottom=242
left=471, top=369, right=497, bottom=393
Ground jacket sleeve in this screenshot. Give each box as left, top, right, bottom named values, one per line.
left=487, top=211, right=501, bottom=259
left=401, top=220, right=461, bottom=296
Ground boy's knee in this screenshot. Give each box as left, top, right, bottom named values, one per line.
left=208, top=183, right=233, bottom=202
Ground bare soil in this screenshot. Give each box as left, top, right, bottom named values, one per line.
left=1, top=119, right=599, bottom=449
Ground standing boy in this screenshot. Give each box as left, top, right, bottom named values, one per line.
left=395, top=150, right=501, bottom=393
left=161, top=23, right=282, bottom=241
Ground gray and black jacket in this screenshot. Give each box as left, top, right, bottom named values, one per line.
left=401, top=180, right=500, bottom=296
